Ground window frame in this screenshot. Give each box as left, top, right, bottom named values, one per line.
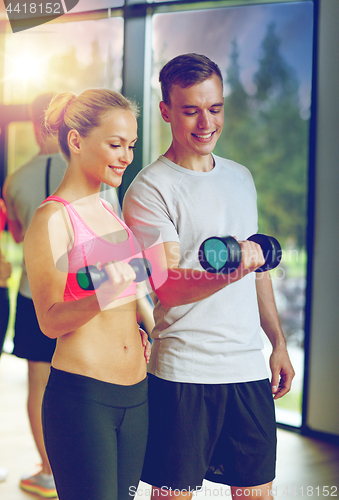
left=0, top=0, right=319, bottom=435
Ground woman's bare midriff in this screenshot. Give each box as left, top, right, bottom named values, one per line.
left=51, top=298, right=147, bottom=386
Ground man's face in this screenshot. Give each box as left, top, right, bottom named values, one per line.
left=160, top=74, right=224, bottom=160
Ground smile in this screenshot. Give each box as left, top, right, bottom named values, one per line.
left=110, top=166, right=125, bottom=174
left=192, top=131, right=216, bottom=139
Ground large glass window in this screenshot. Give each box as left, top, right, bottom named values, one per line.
left=4, top=16, right=123, bottom=173
left=151, top=1, right=314, bottom=427
left=0, top=0, right=316, bottom=428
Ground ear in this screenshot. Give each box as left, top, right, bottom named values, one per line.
left=159, top=101, right=171, bottom=123
left=68, top=129, right=81, bottom=155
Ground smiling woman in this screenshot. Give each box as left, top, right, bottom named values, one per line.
left=23, top=88, right=151, bottom=500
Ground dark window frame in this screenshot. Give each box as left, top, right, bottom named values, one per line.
left=0, top=0, right=319, bottom=436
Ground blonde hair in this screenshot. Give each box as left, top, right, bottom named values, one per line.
left=45, top=89, right=139, bottom=160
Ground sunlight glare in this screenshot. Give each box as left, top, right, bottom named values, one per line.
left=7, top=49, right=48, bottom=85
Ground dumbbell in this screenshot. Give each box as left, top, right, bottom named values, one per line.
left=77, top=257, right=152, bottom=291
left=199, top=233, right=282, bottom=274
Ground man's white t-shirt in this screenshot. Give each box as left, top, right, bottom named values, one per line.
left=123, top=154, right=268, bottom=384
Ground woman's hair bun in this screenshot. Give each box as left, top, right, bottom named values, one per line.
left=44, top=88, right=138, bottom=160
left=44, top=92, right=76, bottom=135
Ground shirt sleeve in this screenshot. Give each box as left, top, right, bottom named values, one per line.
left=2, top=175, right=17, bottom=221
left=123, top=171, right=180, bottom=245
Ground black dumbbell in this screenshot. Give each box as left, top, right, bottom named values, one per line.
left=199, top=233, right=282, bottom=274
left=77, top=257, right=152, bottom=291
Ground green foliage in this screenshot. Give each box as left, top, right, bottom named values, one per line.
left=275, top=387, right=302, bottom=414
left=215, top=24, right=309, bottom=248
left=253, top=22, right=299, bottom=103
left=225, top=39, right=249, bottom=120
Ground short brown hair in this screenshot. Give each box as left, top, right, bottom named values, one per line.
left=159, top=53, right=223, bottom=105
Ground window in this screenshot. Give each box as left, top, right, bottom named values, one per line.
left=150, top=1, right=314, bottom=427
left=0, top=0, right=317, bottom=429
left=2, top=12, right=123, bottom=343
left=3, top=16, right=123, bottom=105
left=4, top=15, right=123, bottom=173
left=69, top=0, right=124, bottom=12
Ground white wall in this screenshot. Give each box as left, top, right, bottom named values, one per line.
left=307, top=0, right=339, bottom=435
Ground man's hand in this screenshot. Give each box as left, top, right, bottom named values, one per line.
left=139, top=327, right=152, bottom=364
left=238, top=239, right=265, bottom=273
left=269, top=346, right=295, bottom=399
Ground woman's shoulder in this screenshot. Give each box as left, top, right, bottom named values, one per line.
left=32, top=197, right=67, bottom=224
left=25, top=198, right=70, bottom=248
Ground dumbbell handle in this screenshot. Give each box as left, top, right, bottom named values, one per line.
left=247, top=234, right=282, bottom=273
left=77, top=257, right=152, bottom=291
left=199, top=233, right=282, bottom=275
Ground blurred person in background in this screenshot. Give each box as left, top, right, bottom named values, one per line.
left=0, top=189, right=12, bottom=483
left=3, top=93, right=67, bottom=498
left=0, top=192, right=11, bottom=356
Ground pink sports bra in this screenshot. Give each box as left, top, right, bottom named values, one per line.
left=42, top=195, right=140, bottom=302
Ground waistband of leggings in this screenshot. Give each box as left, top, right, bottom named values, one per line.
left=46, top=366, right=148, bottom=408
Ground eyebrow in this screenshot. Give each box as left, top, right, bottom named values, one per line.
left=181, top=102, right=224, bottom=109
left=108, top=136, right=138, bottom=142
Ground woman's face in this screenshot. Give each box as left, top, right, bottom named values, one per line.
left=76, top=108, right=138, bottom=188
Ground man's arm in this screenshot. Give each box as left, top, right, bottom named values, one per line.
left=123, top=177, right=265, bottom=307
left=146, top=240, right=265, bottom=308
left=0, top=250, right=12, bottom=287
left=6, top=218, right=24, bottom=243
left=255, top=271, right=295, bottom=399
left=3, top=177, right=24, bottom=243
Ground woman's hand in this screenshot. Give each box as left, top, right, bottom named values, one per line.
left=139, top=327, right=151, bottom=364
left=96, top=261, right=136, bottom=310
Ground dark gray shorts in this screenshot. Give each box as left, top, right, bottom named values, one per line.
left=12, top=293, right=56, bottom=362
left=141, top=374, right=277, bottom=490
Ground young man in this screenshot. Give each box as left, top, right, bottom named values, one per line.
left=123, top=53, right=295, bottom=500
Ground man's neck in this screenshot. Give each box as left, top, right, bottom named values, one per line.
left=164, top=147, right=214, bottom=172
left=36, top=132, right=60, bottom=156
left=39, top=144, right=60, bottom=155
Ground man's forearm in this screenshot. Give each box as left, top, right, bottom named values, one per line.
left=256, top=271, right=295, bottom=398
left=154, top=267, right=246, bottom=307
left=255, top=272, right=286, bottom=348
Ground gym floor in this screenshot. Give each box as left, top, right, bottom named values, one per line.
left=0, top=353, right=338, bottom=500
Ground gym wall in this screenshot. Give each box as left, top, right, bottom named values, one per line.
left=306, top=0, right=339, bottom=437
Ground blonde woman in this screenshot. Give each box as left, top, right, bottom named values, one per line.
left=24, top=89, right=150, bottom=500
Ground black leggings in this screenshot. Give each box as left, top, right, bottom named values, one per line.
left=42, top=367, right=148, bottom=500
